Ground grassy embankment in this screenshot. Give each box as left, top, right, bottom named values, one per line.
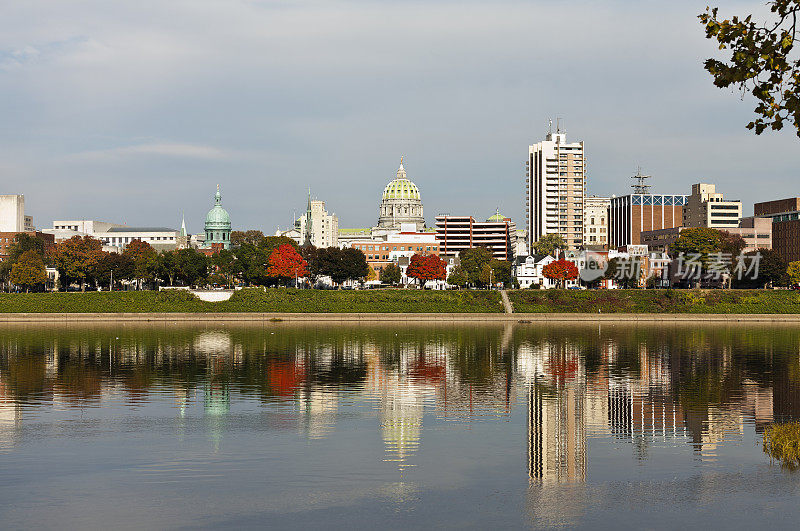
left=1, top=288, right=800, bottom=314
left=508, top=289, right=800, bottom=313
left=0, top=288, right=505, bottom=313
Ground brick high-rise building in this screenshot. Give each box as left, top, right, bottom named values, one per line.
left=526, top=129, right=586, bottom=250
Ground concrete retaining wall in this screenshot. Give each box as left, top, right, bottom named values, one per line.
left=0, top=312, right=799, bottom=323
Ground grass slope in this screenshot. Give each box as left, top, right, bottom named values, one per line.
left=0, top=288, right=505, bottom=313
left=508, top=289, right=800, bottom=314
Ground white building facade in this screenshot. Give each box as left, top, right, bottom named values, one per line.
left=526, top=129, right=586, bottom=251
left=583, top=196, right=610, bottom=248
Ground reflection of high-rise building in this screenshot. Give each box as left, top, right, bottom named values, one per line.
left=528, top=381, right=586, bottom=483
left=0, top=402, right=21, bottom=453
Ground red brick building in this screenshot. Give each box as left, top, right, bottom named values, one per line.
left=0, top=231, right=55, bottom=261
left=754, top=198, right=800, bottom=263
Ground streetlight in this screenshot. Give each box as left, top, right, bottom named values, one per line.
left=110, top=269, right=114, bottom=291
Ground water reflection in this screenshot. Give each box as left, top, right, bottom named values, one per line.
left=1, top=322, right=799, bottom=477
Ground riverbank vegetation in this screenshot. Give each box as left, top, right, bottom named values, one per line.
left=508, top=289, right=800, bottom=313
left=0, top=288, right=505, bottom=313
left=763, top=422, right=800, bottom=469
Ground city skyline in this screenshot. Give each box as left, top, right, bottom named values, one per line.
left=2, top=1, right=798, bottom=233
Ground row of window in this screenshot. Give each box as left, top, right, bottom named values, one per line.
left=355, top=244, right=437, bottom=252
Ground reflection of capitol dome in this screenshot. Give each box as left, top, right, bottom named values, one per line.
left=378, top=159, right=425, bottom=231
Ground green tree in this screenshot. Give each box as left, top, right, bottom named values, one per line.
left=313, top=247, right=368, bottom=285
left=261, top=236, right=299, bottom=254
left=7, top=233, right=46, bottom=262
left=379, top=263, right=402, bottom=285
left=532, top=234, right=566, bottom=257
left=699, top=1, right=800, bottom=136
left=672, top=227, right=723, bottom=261
left=94, top=252, right=134, bottom=290
left=173, top=249, right=209, bottom=286
left=789, top=260, right=800, bottom=285
left=459, top=247, right=493, bottom=288
left=230, top=230, right=266, bottom=247
left=446, top=265, right=468, bottom=288
left=10, top=250, right=47, bottom=292
left=490, top=259, right=513, bottom=288
left=212, top=249, right=237, bottom=286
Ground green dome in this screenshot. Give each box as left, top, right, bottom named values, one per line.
left=205, top=188, right=231, bottom=229
left=382, top=163, right=421, bottom=200
left=486, top=209, right=506, bottom=222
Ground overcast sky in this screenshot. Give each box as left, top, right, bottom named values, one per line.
left=1, top=0, right=797, bottom=233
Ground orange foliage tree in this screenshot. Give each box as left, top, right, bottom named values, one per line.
left=406, top=254, right=448, bottom=286
left=267, top=244, right=310, bottom=286
left=542, top=259, right=579, bottom=288
left=49, top=235, right=104, bottom=291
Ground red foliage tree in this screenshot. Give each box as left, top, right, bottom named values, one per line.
left=542, top=259, right=579, bottom=288
left=267, top=244, right=310, bottom=285
left=406, top=254, right=448, bottom=286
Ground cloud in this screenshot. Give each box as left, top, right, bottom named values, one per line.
left=71, top=143, right=234, bottom=161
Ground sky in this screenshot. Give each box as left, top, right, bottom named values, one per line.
left=1, top=0, right=797, bottom=234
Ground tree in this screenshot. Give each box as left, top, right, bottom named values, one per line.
left=10, top=250, right=47, bottom=292
left=94, top=252, right=134, bottom=290
left=261, top=236, right=299, bottom=254
left=230, top=230, right=266, bottom=247
left=50, top=236, right=103, bottom=291
left=123, top=239, right=158, bottom=289
left=173, top=249, right=210, bottom=286
left=7, top=233, right=46, bottom=262
left=459, top=247, right=493, bottom=288
left=266, top=244, right=309, bottom=286
left=733, top=249, right=788, bottom=288
left=233, top=243, right=271, bottom=286
left=699, top=1, right=800, bottom=136
left=604, top=257, right=642, bottom=289
left=447, top=265, right=468, bottom=288
left=542, top=259, right=579, bottom=288
left=406, top=254, right=447, bottom=286
left=719, top=230, right=747, bottom=256
left=789, top=260, right=800, bottom=285
left=212, top=249, right=237, bottom=287
left=313, top=247, right=369, bottom=285
left=380, top=263, right=402, bottom=285
left=672, top=227, right=724, bottom=267
left=532, top=234, right=567, bottom=257
left=490, top=259, right=513, bottom=288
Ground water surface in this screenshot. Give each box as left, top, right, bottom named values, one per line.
left=2, top=322, right=800, bottom=529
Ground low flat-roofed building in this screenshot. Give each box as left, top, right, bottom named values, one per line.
left=347, top=226, right=439, bottom=275
left=45, top=220, right=179, bottom=252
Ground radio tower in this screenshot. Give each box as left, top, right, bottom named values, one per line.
left=631, top=167, right=652, bottom=194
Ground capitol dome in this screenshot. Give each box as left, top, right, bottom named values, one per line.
left=377, top=159, right=425, bottom=231
left=204, top=185, right=232, bottom=249
left=486, top=209, right=507, bottom=222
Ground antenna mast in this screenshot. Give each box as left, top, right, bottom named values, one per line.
left=631, top=167, right=652, bottom=194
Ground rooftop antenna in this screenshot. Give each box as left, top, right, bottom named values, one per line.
left=548, top=119, right=553, bottom=135
left=631, top=166, right=652, bottom=194
left=556, top=117, right=561, bottom=134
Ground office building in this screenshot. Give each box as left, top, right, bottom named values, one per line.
left=682, top=183, right=742, bottom=229
left=583, top=196, right=610, bottom=248
left=641, top=216, right=772, bottom=254
left=754, top=198, right=800, bottom=263
left=435, top=211, right=516, bottom=261
left=0, top=195, right=29, bottom=233
left=47, top=220, right=180, bottom=252
left=526, top=129, right=586, bottom=250
left=297, top=192, right=338, bottom=248
left=347, top=224, right=439, bottom=276
left=610, top=193, right=687, bottom=248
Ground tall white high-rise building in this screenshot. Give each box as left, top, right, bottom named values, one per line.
left=299, top=191, right=338, bottom=248
left=526, top=129, right=586, bottom=250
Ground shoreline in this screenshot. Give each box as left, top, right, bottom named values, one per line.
left=1, top=312, right=800, bottom=323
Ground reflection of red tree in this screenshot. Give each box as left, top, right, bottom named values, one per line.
left=268, top=360, right=304, bottom=397
left=409, top=360, right=446, bottom=384
left=547, top=354, right=579, bottom=386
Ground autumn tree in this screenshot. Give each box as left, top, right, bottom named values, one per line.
left=700, top=1, right=800, bottom=136
left=406, top=254, right=447, bottom=287
left=10, top=250, right=47, bottom=292
left=267, top=244, right=309, bottom=286
left=542, top=259, right=579, bottom=288
left=50, top=236, right=104, bottom=291
left=123, top=239, right=158, bottom=289
left=532, top=233, right=567, bottom=257
left=379, top=263, right=402, bottom=286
